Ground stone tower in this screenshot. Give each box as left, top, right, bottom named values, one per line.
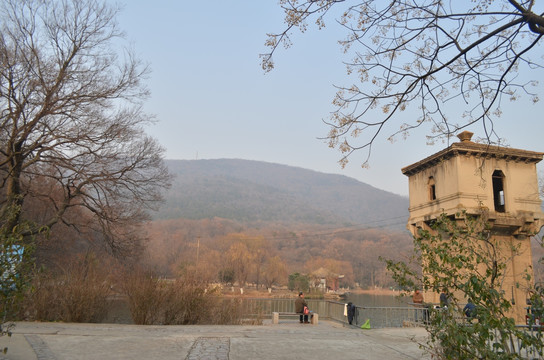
left=401, top=131, right=544, bottom=324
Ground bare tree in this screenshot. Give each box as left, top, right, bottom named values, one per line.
left=0, top=0, right=170, bottom=256
left=226, top=242, right=253, bottom=289
left=262, top=1, right=544, bottom=167
left=263, top=255, right=288, bottom=289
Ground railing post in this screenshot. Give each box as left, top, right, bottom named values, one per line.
left=272, top=312, right=279, bottom=324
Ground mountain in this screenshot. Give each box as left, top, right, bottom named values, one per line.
left=158, top=159, right=409, bottom=229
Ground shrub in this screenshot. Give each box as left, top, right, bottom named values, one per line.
left=121, top=267, right=161, bottom=325
left=212, top=297, right=245, bottom=325
left=1, top=226, right=34, bottom=355
left=121, top=268, right=249, bottom=325
left=23, top=253, right=111, bottom=323
left=384, top=212, right=544, bottom=359
left=159, top=274, right=217, bottom=325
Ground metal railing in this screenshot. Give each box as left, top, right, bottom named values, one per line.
left=239, top=298, right=423, bottom=328
left=238, top=298, right=327, bottom=318
left=354, top=306, right=422, bottom=328
left=484, top=326, right=544, bottom=359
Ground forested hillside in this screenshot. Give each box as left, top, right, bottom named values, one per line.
left=141, top=159, right=544, bottom=289
left=141, top=159, right=414, bottom=289
left=157, top=159, right=409, bottom=229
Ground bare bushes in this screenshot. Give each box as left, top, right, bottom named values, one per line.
left=121, top=267, right=162, bottom=325
left=122, top=269, right=246, bottom=325
left=160, top=275, right=215, bottom=325
left=122, top=268, right=217, bottom=325
left=23, top=254, right=111, bottom=322
left=20, top=258, right=253, bottom=325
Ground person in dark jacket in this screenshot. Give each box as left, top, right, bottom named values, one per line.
left=464, top=299, right=476, bottom=320
left=295, top=292, right=309, bottom=323
left=347, top=302, right=356, bottom=325
left=440, top=288, right=450, bottom=308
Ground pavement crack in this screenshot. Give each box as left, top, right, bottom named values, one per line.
left=185, top=337, right=230, bottom=360
left=24, top=334, right=57, bottom=360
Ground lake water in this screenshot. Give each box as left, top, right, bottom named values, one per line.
left=344, top=292, right=408, bottom=308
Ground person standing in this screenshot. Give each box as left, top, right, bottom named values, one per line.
left=347, top=302, right=356, bottom=325
left=412, top=288, right=424, bottom=304
left=440, top=288, right=450, bottom=308
left=412, top=288, right=425, bottom=322
left=295, top=292, right=309, bottom=323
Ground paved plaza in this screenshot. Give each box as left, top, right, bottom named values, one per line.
left=0, top=320, right=430, bottom=360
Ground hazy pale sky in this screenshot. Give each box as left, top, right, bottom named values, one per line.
left=117, top=1, right=544, bottom=196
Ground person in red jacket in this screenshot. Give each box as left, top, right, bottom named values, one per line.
left=412, top=288, right=426, bottom=323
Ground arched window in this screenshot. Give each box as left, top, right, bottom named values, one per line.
left=428, top=176, right=436, bottom=201
left=492, top=170, right=505, bottom=212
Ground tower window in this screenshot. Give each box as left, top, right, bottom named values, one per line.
left=492, top=170, right=505, bottom=212
left=428, top=176, right=436, bottom=201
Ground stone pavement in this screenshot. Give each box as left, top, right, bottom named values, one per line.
left=0, top=320, right=431, bottom=360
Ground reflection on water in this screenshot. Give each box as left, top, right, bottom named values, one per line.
left=344, top=292, right=408, bottom=307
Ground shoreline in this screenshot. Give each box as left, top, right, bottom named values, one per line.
left=349, top=288, right=402, bottom=296
left=220, top=287, right=402, bottom=299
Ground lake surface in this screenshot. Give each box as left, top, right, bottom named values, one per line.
left=344, top=292, right=408, bottom=307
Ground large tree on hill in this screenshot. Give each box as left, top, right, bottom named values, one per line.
left=0, top=0, right=170, bottom=256
left=262, top=0, right=544, bottom=167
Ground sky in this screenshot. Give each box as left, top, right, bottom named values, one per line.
left=116, top=1, right=544, bottom=197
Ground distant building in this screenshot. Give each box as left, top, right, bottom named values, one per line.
left=310, top=267, right=343, bottom=292
left=402, top=131, right=544, bottom=324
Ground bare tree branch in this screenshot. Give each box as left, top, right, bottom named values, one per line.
left=263, top=0, right=544, bottom=167
left=0, top=0, right=171, bottom=257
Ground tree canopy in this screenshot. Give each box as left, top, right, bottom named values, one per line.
left=0, top=0, right=170, bottom=256
left=262, top=0, right=544, bottom=167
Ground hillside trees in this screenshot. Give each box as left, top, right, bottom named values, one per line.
left=321, top=231, right=411, bottom=288
left=143, top=218, right=411, bottom=290
left=263, top=1, right=544, bottom=166
left=226, top=242, right=253, bottom=289
left=0, top=0, right=170, bottom=256
left=263, top=256, right=288, bottom=289
left=222, top=234, right=275, bottom=289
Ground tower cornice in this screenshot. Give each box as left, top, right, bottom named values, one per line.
left=402, top=141, right=543, bottom=176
